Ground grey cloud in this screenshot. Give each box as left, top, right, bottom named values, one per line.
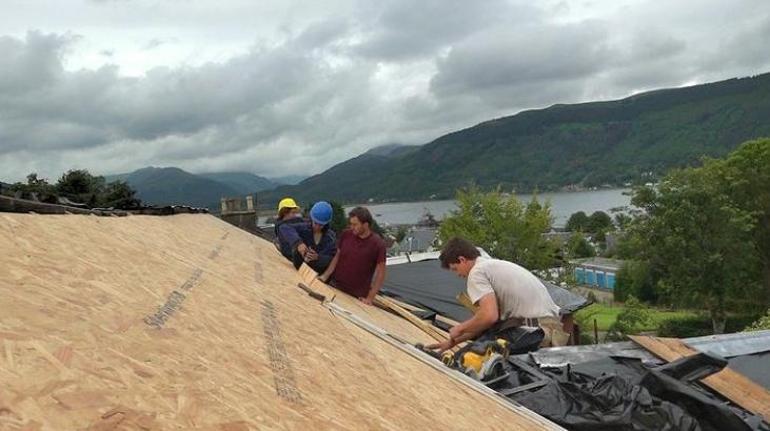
left=430, top=21, right=614, bottom=102
left=0, top=26, right=393, bottom=179
left=0, top=31, right=73, bottom=95
left=711, top=14, right=770, bottom=71
left=2, top=1, right=770, bottom=183
left=352, top=0, right=538, bottom=61
left=143, top=38, right=165, bottom=50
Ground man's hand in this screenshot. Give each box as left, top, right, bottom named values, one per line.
left=358, top=296, right=373, bottom=305
left=316, top=273, right=329, bottom=283
left=426, top=339, right=454, bottom=353
left=449, top=325, right=463, bottom=341
left=297, top=243, right=308, bottom=257
left=304, top=248, right=318, bottom=262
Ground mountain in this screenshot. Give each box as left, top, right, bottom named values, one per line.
left=262, top=72, right=770, bottom=205
left=264, top=144, right=420, bottom=204
left=106, top=167, right=240, bottom=209
left=268, top=175, right=307, bottom=186
left=199, top=172, right=277, bottom=193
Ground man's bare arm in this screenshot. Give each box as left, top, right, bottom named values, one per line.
left=318, top=251, right=339, bottom=282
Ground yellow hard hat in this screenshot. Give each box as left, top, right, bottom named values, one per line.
left=278, top=197, right=299, bottom=211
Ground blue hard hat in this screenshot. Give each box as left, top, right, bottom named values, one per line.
left=310, top=201, right=333, bottom=225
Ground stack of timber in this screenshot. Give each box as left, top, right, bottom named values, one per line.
left=0, top=212, right=561, bottom=430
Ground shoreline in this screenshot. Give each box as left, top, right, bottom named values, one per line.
left=343, top=187, right=633, bottom=209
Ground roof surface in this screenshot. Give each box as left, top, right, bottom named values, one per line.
left=0, top=212, right=560, bottom=430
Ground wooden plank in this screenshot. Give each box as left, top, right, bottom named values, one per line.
left=373, top=296, right=448, bottom=343
left=630, top=335, right=770, bottom=422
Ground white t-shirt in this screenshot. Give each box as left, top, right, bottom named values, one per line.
left=467, top=258, right=560, bottom=320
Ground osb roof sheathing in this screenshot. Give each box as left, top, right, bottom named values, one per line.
left=0, top=213, right=560, bottom=430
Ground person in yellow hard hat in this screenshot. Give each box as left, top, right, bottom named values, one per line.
left=273, top=197, right=304, bottom=259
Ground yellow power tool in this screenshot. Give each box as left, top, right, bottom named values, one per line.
left=418, top=339, right=510, bottom=383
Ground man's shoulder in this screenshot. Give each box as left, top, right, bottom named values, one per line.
left=338, top=229, right=353, bottom=242
left=472, top=257, right=498, bottom=270
left=473, top=258, right=522, bottom=276
left=370, top=232, right=386, bottom=248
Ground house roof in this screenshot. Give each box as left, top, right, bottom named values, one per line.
left=394, top=227, right=437, bottom=253
left=571, top=256, right=625, bottom=271
left=0, top=212, right=561, bottom=429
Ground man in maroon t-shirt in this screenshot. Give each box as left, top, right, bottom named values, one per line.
left=318, top=207, right=386, bottom=305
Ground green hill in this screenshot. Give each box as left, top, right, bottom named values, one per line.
left=263, top=72, right=770, bottom=205
left=268, top=175, right=307, bottom=185
left=199, top=172, right=278, bottom=194
left=107, top=167, right=240, bottom=209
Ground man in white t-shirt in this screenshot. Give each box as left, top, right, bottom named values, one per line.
left=427, top=237, right=568, bottom=353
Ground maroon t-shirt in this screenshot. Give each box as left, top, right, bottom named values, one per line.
left=332, top=229, right=386, bottom=298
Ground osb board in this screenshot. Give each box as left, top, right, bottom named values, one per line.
left=0, top=213, right=559, bottom=430
left=629, top=335, right=770, bottom=422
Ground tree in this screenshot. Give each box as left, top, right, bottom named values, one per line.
left=100, top=181, right=142, bottom=209
left=438, top=186, right=556, bottom=270
left=630, top=165, right=760, bottom=333
left=613, top=260, right=657, bottom=303
left=329, top=201, right=348, bottom=234
left=566, top=232, right=595, bottom=258
left=394, top=225, right=409, bottom=243
left=614, top=213, right=632, bottom=230
left=587, top=211, right=613, bottom=233
left=56, top=169, right=105, bottom=206
left=565, top=211, right=589, bottom=232
left=10, top=173, right=58, bottom=203
left=715, top=138, right=770, bottom=305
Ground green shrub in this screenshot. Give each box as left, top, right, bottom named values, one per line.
left=579, top=331, right=595, bottom=345
left=657, top=314, right=761, bottom=337
left=605, top=296, right=651, bottom=341
left=745, top=309, right=770, bottom=332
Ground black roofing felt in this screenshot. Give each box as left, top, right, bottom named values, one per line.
left=382, top=259, right=589, bottom=322
left=729, top=352, right=770, bottom=391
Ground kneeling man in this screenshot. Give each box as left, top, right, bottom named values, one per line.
left=428, top=237, right=568, bottom=352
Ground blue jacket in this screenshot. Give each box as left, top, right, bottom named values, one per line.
left=276, top=218, right=337, bottom=260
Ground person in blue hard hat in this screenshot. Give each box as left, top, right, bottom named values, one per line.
left=277, top=201, right=337, bottom=273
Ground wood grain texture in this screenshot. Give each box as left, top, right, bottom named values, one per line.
left=630, top=335, right=770, bottom=422
left=0, top=213, right=561, bottom=430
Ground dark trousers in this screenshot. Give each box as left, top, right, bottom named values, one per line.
left=472, top=320, right=545, bottom=355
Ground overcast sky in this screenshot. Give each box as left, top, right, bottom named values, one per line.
left=1, top=0, right=769, bottom=183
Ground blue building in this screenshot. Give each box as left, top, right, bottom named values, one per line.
left=571, top=257, right=624, bottom=290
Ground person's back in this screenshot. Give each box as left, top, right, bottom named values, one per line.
left=274, top=197, right=304, bottom=260
left=275, top=216, right=305, bottom=259
left=467, top=258, right=560, bottom=320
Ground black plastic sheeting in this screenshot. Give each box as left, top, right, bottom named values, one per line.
left=500, top=353, right=769, bottom=431
left=382, top=259, right=589, bottom=322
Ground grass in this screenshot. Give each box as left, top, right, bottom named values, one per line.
left=576, top=303, right=699, bottom=332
